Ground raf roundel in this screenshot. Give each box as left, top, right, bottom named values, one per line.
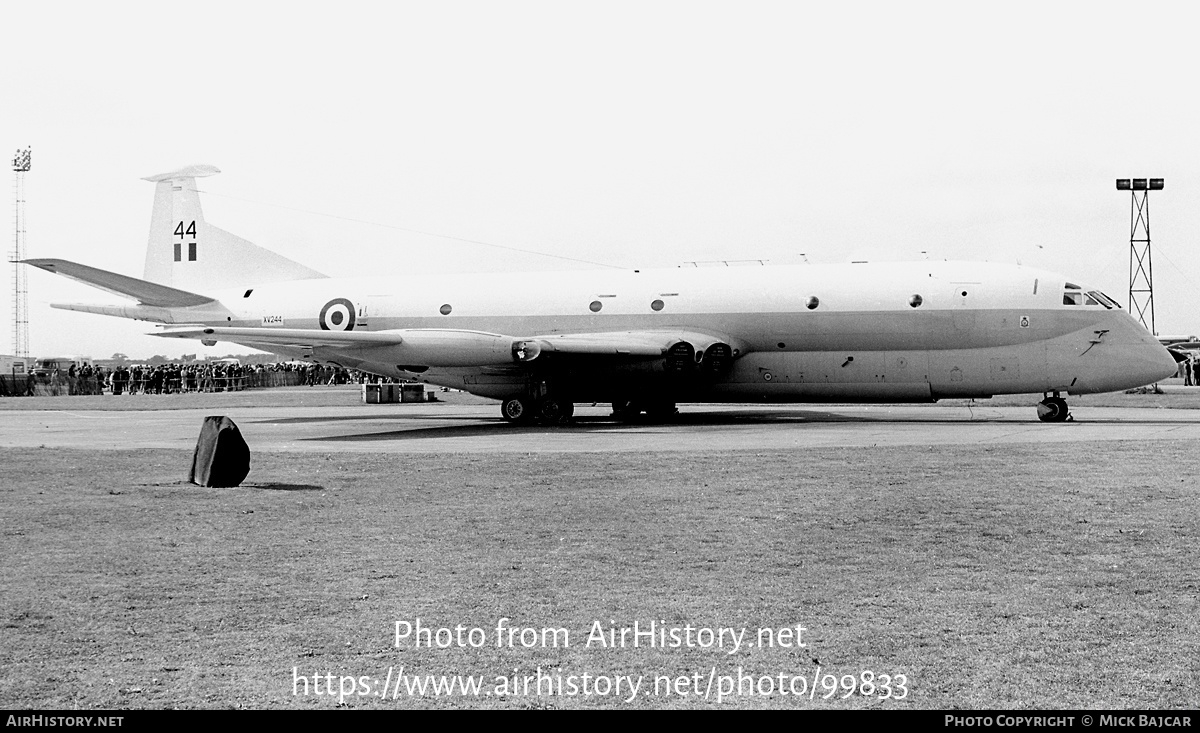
left=319, top=298, right=357, bottom=331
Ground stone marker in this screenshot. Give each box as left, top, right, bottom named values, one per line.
left=189, top=415, right=251, bottom=487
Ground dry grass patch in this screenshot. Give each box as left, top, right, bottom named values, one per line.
left=1, top=442, right=1197, bottom=708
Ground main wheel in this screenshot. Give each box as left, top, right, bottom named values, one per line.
left=611, top=399, right=638, bottom=421
left=536, top=397, right=574, bottom=425
left=1036, top=397, right=1069, bottom=423
left=501, top=397, right=535, bottom=424
left=643, top=401, right=678, bottom=423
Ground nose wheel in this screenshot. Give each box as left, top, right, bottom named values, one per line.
left=1036, top=396, right=1070, bottom=423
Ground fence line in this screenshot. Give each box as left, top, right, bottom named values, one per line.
left=0, top=370, right=309, bottom=397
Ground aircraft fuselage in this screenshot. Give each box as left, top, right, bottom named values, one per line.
left=205, top=260, right=1175, bottom=404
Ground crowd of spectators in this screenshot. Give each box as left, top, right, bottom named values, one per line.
left=0, top=360, right=404, bottom=397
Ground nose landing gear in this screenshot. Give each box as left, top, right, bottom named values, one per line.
left=1036, top=394, right=1071, bottom=423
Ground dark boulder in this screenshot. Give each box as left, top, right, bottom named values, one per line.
left=189, top=415, right=250, bottom=488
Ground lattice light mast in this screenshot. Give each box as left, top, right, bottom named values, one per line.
left=1116, top=177, right=1163, bottom=335
left=11, top=147, right=31, bottom=358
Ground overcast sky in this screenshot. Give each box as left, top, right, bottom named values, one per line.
left=2, top=1, right=1198, bottom=359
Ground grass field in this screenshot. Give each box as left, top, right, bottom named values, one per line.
left=1, top=419, right=1197, bottom=708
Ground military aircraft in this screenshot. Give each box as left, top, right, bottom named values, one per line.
left=25, top=165, right=1178, bottom=425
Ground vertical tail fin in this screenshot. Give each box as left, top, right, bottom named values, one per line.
left=142, top=165, right=325, bottom=293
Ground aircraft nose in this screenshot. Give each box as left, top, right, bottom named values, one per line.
left=1155, top=343, right=1184, bottom=380
left=1135, top=342, right=1182, bottom=386
left=1073, top=323, right=1183, bottom=394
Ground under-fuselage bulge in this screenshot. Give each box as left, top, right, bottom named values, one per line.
left=24, top=165, right=1178, bottom=425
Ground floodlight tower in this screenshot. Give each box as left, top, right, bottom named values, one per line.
left=11, top=147, right=31, bottom=358
left=1116, top=177, right=1163, bottom=335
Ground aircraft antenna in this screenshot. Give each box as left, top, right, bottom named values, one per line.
left=1116, top=178, right=1163, bottom=335
left=11, top=147, right=31, bottom=358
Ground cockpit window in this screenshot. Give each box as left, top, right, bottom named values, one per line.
left=1065, top=282, right=1081, bottom=290
left=1065, top=288, right=1122, bottom=308
left=1089, top=290, right=1122, bottom=309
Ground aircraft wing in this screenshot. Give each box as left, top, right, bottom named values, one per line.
left=155, top=326, right=743, bottom=369
left=156, top=326, right=517, bottom=367
left=517, top=330, right=741, bottom=358
left=524, top=331, right=681, bottom=356
left=156, top=326, right=408, bottom=348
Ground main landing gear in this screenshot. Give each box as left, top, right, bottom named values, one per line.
left=611, top=399, right=678, bottom=424
left=1036, top=393, right=1071, bottom=423
left=500, top=396, right=574, bottom=426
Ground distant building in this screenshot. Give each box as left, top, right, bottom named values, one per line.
left=1, top=355, right=30, bottom=375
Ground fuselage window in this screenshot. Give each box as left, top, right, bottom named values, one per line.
left=909, top=294, right=923, bottom=308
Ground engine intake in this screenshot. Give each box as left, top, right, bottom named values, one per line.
left=512, top=340, right=543, bottom=362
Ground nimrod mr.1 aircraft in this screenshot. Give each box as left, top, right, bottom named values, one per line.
left=26, top=165, right=1177, bottom=425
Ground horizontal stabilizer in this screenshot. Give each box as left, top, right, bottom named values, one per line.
left=142, top=164, right=221, bottom=182
left=23, top=259, right=216, bottom=308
